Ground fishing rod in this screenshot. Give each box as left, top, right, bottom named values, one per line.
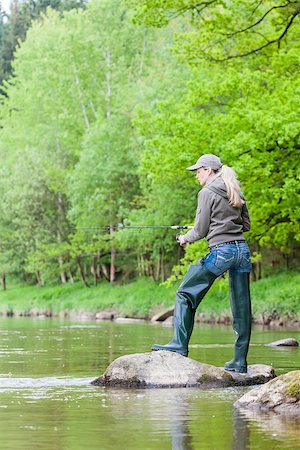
left=70, top=225, right=193, bottom=231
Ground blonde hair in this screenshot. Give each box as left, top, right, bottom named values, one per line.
left=215, top=165, right=244, bottom=208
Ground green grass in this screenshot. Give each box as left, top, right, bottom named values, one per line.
left=0, top=278, right=175, bottom=318
left=0, top=271, right=299, bottom=321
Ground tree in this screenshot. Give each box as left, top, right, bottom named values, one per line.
left=68, top=0, right=167, bottom=282
left=0, top=0, right=184, bottom=284
left=129, top=0, right=300, bottom=60
left=0, top=8, right=97, bottom=284
left=130, top=2, right=300, bottom=275
left=0, top=0, right=86, bottom=85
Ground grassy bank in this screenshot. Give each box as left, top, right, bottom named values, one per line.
left=0, top=271, right=299, bottom=324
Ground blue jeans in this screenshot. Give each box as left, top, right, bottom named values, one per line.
left=202, top=242, right=251, bottom=276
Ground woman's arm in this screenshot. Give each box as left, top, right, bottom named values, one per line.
left=182, top=190, right=212, bottom=243
left=241, top=201, right=251, bottom=232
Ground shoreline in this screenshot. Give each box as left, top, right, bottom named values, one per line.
left=0, top=271, right=299, bottom=328
left=0, top=307, right=299, bottom=328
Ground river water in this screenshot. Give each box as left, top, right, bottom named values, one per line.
left=0, top=317, right=299, bottom=450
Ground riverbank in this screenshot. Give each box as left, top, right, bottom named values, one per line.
left=0, top=271, right=299, bottom=326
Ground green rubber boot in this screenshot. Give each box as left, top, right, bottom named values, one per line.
left=224, top=272, right=251, bottom=373
left=152, top=264, right=217, bottom=357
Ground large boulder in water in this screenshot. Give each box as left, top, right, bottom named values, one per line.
left=91, top=351, right=275, bottom=388
left=235, top=370, right=300, bottom=415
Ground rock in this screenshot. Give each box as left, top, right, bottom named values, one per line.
left=58, top=310, right=69, bottom=319
left=235, top=370, right=300, bottom=415
left=269, top=320, right=284, bottom=327
left=79, top=312, right=96, bottom=320
left=162, top=316, right=174, bottom=326
left=151, top=307, right=174, bottom=322
left=114, top=318, right=146, bottom=324
left=95, top=311, right=115, bottom=321
left=266, top=338, right=299, bottom=347
left=91, top=351, right=275, bottom=388
left=229, top=364, right=277, bottom=386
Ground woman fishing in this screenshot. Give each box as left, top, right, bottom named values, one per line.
left=152, top=154, right=252, bottom=373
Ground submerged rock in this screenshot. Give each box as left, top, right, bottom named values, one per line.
left=265, top=338, right=299, bottom=347
left=235, top=370, right=300, bottom=415
left=91, top=351, right=275, bottom=388
left=114, top=317, right=146, bottom=324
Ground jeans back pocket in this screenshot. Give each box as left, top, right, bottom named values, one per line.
left=215, top=251, right=235, bottom=271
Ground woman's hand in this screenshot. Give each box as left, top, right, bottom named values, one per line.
left=176, top=235, right=187, bottom=247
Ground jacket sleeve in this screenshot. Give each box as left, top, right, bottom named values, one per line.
left=183, top=189, right=212, bottom=243
left=241, top=201, right=251, bottom=232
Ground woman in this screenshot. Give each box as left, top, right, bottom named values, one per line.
left=152, top=154, right=252, bottom=373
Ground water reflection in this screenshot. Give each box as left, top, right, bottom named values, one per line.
left=232, top=410, right=250, bottom=450
left=99, top=387, right=243, bottom=450
left=97, top=386, right=300, bottom=450
left=165, top=391, right=193, bottom=450
left=237, top=407, right=300, bottom=443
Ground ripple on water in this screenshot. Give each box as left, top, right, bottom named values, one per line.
left=0, top=377, right=94, bottom=389
left=61, top=325, right=101, bottom=329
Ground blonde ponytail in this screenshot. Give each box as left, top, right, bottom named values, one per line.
left=216, top=165, right=244, bottom=208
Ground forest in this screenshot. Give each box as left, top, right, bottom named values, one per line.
left=0, top=0, right=299, bottom=290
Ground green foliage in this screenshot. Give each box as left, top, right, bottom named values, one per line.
left=0, top=0, right=85, bottom=84
left=130, top=0, right=300, bottom=278
left=129, top=0, right=300, bottom=60
left=0, top=0, right=299, bottom=289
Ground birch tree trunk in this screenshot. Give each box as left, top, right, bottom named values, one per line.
left=160, top=247, right=165, bottom=283
left=101, top=264, right=109, bottom=280
left=73, top=63, right=90, bottom=128
left=91, top=256, right=98, bottom=285
left=110, top=224, right=116, bottom=283
left=105, top=49, right=111, bottom=120
left=56, top=193, right=67, bottom=284
left=105, top=48, right=116, bottom=283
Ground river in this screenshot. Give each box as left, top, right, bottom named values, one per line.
left=0, top=317, right=299, bottom=449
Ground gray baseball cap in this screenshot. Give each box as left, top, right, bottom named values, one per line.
left=187, top=154, right=222, bottom=171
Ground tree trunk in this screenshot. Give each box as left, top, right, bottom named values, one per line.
left=69, top=271, right=74, bottom=284
left=285, top=254, right=289, bottom=271
left=77, top=257, right=89, bottom=287
left=105, top=49, right=111, bottom=120
left=109, top=225, right=116, bottom=283
left=155, top=254, right=160, bottom=281
left=1, top=272, right=6, bottom=290
left=36, top=271, right=43, bottom=286
left=91, top=257, right=98, bottom=286
left=101, top=264, right=109, bottom=281
left=56, top=193, right=68, bottom=284
left=257, top=260, right=262, bottom=280
left=73, top=63, right=90, bottom=128
left=149, top=262, right=154, bottom=281
left=96, top=253, right=101, bottom=279
left=160, top=247, right=165, bottom=283
left=138, top=32, right=147, bottom=80
left=140, top=255, right=144, bottom=276
left=57, top=228, right=67, bottom=284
